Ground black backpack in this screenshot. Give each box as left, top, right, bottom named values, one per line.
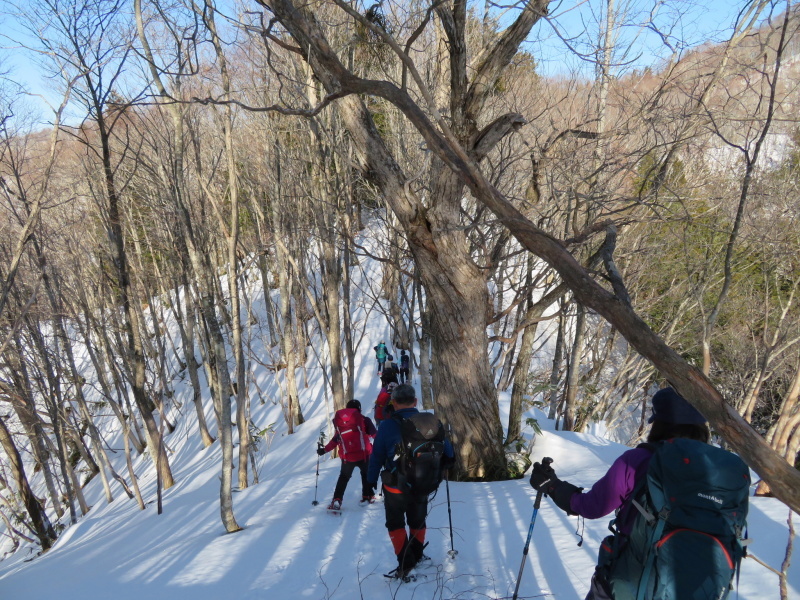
left=392, top=412, right=446, bottom=496
left=400, top=354, right=409, bottom=368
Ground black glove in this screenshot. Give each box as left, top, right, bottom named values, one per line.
left=529, top=461, right=557, bottom=493
left=317, top=447, right=325, bottom=456
left=529, top=461, right=582, bottom=515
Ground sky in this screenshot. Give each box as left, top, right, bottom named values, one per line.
left=0, top=217, right=796, bottom=599
left=0, top=0, right=779, bottom=126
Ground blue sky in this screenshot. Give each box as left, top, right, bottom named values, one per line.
left=0, top=0, right=778, bottom=124
left=529, top=0, right=776, bottom=77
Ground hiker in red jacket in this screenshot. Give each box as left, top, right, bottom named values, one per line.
left=317, top=400, right=378, bottom=510
left=374, top=370, right=398, bottom=425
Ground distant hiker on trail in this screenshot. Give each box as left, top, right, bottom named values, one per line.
left=529, top=387, right=750, bottom=600
left=367, top=384, right=455, bottom=579
left=374, top=370, right=398, bottom=425
left=374, top=341, right=388, bottom=376
left=318, top=400, right=378, bottom=511
left=386, top=354, right=400, bottom=378
left=398, top=350, right=410, bottom=384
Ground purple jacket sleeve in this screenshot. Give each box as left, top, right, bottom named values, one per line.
left=569, top=447, right=652, bottom=520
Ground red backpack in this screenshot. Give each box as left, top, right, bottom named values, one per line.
left=333, top=408, right=371, bottom=462
left=374, top=382, right=397, bottom=422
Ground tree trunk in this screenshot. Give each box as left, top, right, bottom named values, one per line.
left=0, top=416, right=57, bottom=552
left=563, top=303, right=587, bottom=431
left=5, top=340, right=63, bottom=519
left=173, top=279, right=215, bottom=447
left=506, top=283, right=566, bottom=443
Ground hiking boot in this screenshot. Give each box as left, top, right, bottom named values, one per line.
left=397, top=541, right=417, bottom=574
left=327, top=499, right=342, bottom=510
left=409, top=537, right=426, bottom=563
left=361, top=494, right=375, bottom=504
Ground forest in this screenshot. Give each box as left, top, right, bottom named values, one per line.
left=0, top=0, right=799, bottom=555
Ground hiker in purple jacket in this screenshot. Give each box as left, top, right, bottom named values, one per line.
left=529, top=387, right=710, bottom=599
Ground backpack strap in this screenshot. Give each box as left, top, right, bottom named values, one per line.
left=333, top=423, right=348, bottom=460
left=635, top=510, right=669, bottom=600
left=632, top=442, right=667, bottom=600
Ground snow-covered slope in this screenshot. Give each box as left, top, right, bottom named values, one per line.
left=0, top=409, right=795, bottom=599
left=0, top=238, right=796, bottom=599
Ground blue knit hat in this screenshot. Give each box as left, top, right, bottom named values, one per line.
left=648, top=387, right=706, bottom=425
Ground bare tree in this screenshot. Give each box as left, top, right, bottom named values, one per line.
left=251, top=0, right=800, bottom=509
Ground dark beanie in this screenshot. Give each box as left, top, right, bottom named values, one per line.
left=648, top=387, right=706, bottom=425
left=346, top=399, right=361, bottom=411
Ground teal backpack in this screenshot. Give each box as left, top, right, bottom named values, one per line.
left=597, top=438, right=750, bottom=600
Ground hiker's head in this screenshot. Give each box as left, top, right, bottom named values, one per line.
left=391, top=384, right=416, bottom=407
left=647, top=387, right=709, bottom=443
left=400, top=349, right=406, bottom=355
left=346, top=399, right=362, bottom=412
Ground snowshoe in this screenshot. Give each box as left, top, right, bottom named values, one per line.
left=327, top=499, right=342, bottom=515
left=359, top=495, right=376, bottom=505
left=383, top=565, right=415, bottom=582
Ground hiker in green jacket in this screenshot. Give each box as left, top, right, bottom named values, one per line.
left=373, top=340, right=388, bottom=376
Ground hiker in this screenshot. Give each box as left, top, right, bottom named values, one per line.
left=385, top=354, right=399, bottom=378
left=318, top=399, right=378, bottom=510
left=398, top=350, right=410, bottom=384
left=374, top=370, right=398, bottom=425
left=367, top=384, right=455, bottom=578
left=529, top=386, right=750, bottom=600
left=373, top=341, right=388, bottom=376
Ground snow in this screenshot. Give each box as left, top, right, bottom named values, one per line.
left=1, top=402, right=796, bottom=599
left=0, top=232, right=797, bottom=599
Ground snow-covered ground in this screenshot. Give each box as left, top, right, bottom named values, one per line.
left=0, top=234, right=796, bottom=599
left=0, top=401, right=795, bottom=600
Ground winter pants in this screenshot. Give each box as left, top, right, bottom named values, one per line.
left=332, top=459, right=371, bottom=501
left=399, top=367, right=409, bottom=384
left=382, top=487, right=428, bottom=532
left=584, top=571, right=613, bottom=600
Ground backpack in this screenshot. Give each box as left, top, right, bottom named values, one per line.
left=392, top=412, right=446, bottom=496
left=597, top=438, right=750, bottom=600
left=375, top=382, right=397, bottom=421
left=400, top=354, right=409, bottom=368
left=332, top=408, right=370, bottom=462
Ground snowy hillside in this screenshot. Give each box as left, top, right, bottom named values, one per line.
left=0, top=245, right=796, bottom=599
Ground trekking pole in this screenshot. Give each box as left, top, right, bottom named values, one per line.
left=445, top=470, right=457, bottom=558
left=445, top=423, right=458, bottom=558
left=312, top=431, right=325, bottom=506
left=511, top=457, right=552, bottom=600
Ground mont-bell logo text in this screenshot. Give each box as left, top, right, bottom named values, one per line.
left=698, top=492, right=723, bottom=504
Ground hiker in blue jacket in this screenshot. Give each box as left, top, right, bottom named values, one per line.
left=367, top=384, right=455, bottom=576
left=398, top=350, right=410, bottom=384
